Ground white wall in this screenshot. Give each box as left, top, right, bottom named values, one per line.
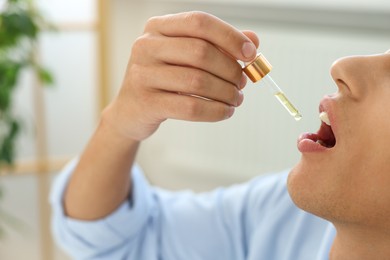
left=161, top=0, right=390, bottom=12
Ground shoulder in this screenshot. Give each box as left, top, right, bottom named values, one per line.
left=245, top=170, right=291, bottom=211
left=243, top=171, right=330, bottom=259
left=243, top=170, right=327, bottom=235
left=244, top=170, right=314, bottom=224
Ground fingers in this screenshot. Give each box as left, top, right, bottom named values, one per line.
left=107, top=12, right=260, bottom=141
left=135, top=36, right=243, bottom=87
left=122, top=12, right=260, bottom=127
left=144, top=11, right=257, bottom=62
left=132, top=64, right=244, bottom=107
left=151, top=91, right=235, bottom=122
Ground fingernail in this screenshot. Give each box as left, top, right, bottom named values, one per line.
left=239, top=73, right=247, bottom=89
left=226, top=106, right=235, bottom=119
left=237, top=90, right=244, bottom=106
left=242, top=42, right=256, bottom=59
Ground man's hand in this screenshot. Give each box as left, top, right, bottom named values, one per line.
left=103, top=11, right=259, bottom=142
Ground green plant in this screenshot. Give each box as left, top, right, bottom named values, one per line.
left=0, top=0, right=53, bottom=167
left=0, top=0, right=54, bottom=237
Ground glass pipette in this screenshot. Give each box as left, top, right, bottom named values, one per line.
left=243, top=53, right=302, bottom=121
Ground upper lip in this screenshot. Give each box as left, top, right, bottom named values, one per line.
left=319, top=96, right=334, bottom=120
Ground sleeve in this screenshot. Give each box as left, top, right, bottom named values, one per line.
left=50, top=159, right=155, bottom=259
left=50, top=159, right=286, bottom=260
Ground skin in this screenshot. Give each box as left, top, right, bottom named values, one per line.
left=288, top=49, right=390, bottom=259
left=64, top=10, right=390, bottom=260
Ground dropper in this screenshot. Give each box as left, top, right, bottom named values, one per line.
left=243, top=53, right=302, bottom=121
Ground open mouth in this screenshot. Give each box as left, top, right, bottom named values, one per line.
left=304, top=111, right=336, bottom=148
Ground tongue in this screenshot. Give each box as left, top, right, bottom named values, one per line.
left=316, top=122, right=336, bottom=148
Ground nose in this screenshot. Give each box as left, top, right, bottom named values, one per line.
left=330, top=55, right=370, bottom=98
left=330, top=56, right=353, bottom=94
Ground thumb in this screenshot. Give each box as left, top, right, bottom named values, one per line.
left=242, top=30, right=259, bottom=49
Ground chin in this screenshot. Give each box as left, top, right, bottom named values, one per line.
left=287, top=159, right=336, bottom=221
left=287, top=162, right=308, bottom=210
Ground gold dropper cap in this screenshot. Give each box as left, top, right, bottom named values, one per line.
left=242, top=52, right=303, bottom=121
left=243, top=53, right=272, bottom=82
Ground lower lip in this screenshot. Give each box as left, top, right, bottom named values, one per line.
left=297, top=133, right=329, bottom=153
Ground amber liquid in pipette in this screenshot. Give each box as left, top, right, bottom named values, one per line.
left=274, top=92, right=302, bottom=121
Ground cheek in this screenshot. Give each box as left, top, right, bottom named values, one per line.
left=360, top=106, right=390, bottom=194
left=340, top=96, right=390, bottom=213
left=357, top=96, right=390, bottom=161
left=339, top=96, right=390, bottom=163
left=338, top=105, right=387, bottom=183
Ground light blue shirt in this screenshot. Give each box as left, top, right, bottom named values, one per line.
left=50, top=160, right=335, bottom=259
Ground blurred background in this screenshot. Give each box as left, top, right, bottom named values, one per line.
left=0, top=0, right=389, bottom=259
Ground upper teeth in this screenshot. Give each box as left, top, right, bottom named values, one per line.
left=319, top=112, right=331, bottom=126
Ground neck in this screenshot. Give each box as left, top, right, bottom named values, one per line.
left=330, top=224, right=390, bottom=260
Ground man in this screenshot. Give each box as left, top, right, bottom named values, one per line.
left=51, top=11, right=390, bottom=259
